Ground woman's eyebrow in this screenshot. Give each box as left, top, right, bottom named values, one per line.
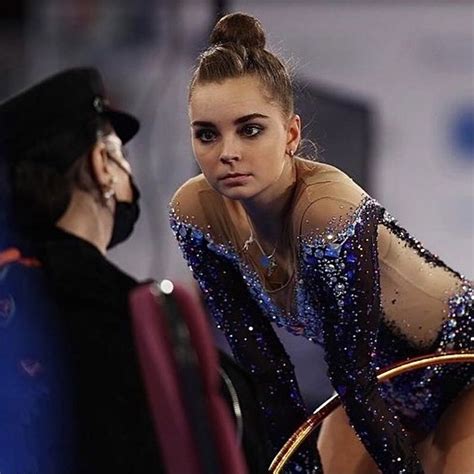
left=191, top=120, right=215, bottom=128
left=235, top=113, right=269, bottom=124
left=191, top=113, right=270, bottom=128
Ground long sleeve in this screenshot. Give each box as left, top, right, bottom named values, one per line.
left=170, top=209, right=322, bottom=472
left=299, top=196, right=424, bottom=473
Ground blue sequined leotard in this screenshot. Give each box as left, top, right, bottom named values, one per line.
left=169, top=158, right=473, bottom=473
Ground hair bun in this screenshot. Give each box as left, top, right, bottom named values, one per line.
left=210, top=12, right=266, bottom=49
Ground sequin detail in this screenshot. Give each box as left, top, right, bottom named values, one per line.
left=170, top=195, right=472, bottom=474
left=170, top=210, right=322, bottom=471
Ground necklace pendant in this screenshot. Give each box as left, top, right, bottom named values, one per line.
left=261, top=255, right=277, bottom=276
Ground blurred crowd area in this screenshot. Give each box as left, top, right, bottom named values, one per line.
left=1, top=0, right=473, bottom=406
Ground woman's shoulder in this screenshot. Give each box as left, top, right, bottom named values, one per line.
left=170, top=173, right=219, bottom=219
left=294, top=159, right=367, bottom=208
left=169, top=174, right=228, bottom=236
left=170, top=173, right=213, bottom=208
left=295, top=158, right=358, bottom=189
left=292, top=159, right=371, bottom=236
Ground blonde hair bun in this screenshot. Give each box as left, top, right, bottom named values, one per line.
left=210, top=12, right=266, bottom=49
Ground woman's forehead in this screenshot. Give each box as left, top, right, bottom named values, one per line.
left=190, top=77, right=278, bottom=122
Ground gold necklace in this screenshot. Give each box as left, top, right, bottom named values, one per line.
left=242, top=216, right=280, bottom=277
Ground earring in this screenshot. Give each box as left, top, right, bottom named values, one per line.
left=103, top=188, right=115, bottom=200
left=286, top=149, right=295, bottom=158
left=103, top=176, right=117, bottom=200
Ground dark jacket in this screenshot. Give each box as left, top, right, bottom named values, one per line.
left=1, top=227, right=270, bottom=473
left=35, top=227, right=162, bottom=473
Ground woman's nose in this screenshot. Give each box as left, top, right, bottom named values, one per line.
left=219, top=137, right=241, bottom=163
left=220, top=154, right=240, bottom=164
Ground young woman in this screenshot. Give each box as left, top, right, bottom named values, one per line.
left=170, top=13, right=474, bottom=473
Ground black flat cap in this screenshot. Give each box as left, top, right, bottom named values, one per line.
left=0, top=67, right=139, bottom=170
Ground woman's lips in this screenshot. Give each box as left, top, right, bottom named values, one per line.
left=219, top=173, right=252, bottom=185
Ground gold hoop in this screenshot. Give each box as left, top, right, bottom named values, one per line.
left=269, top=351, right=474, bottom=473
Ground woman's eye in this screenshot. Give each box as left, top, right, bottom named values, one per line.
left=195, top=129, right=217, bottom=143
left=241, top=124, right=263, bottom=138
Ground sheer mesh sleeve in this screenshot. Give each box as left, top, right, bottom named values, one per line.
left=299, top=191, right=424, bottom=474
left=170, top=184, right=322, bottom=472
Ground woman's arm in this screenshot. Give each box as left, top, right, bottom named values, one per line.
left=170, top=202, right=322, bottom=472
left=300, top=194, right=424, bottom=474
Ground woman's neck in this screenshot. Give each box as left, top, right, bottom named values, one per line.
left=241, top=159, right=297, bottom=244
left=56, top=190, right=113, bottom=255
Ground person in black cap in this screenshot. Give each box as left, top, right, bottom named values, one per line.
left=0, top=67, right=163, bottom=473
left=0, top=67, right=275, bottom=474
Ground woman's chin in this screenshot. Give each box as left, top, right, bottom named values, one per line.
left=217, top=184, right=256, bottom=201
left=222, top=190, right=251, bottom=201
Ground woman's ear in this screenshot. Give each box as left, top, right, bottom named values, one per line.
left=89, top=140, right=113, bottom=188
left=286, top=114, right=301, bottom=155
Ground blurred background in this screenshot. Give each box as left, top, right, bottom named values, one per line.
left=1, top=0, right=473, bottom=407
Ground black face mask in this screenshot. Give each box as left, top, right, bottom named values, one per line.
left=107, top=180, right=141, bottom=249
